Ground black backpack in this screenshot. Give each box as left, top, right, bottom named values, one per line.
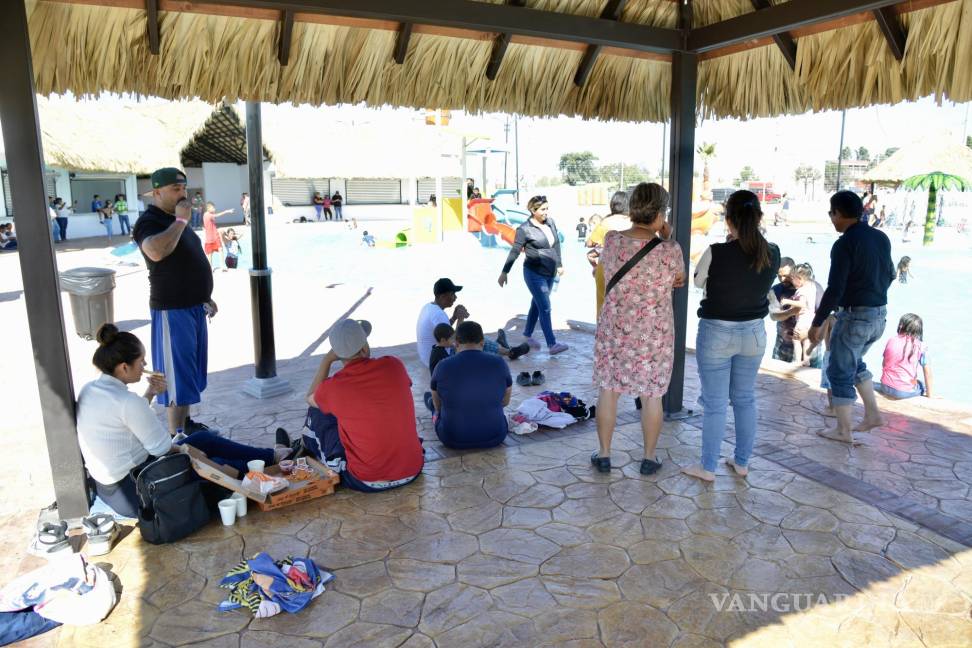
left=133, top=454, right=211, bottom=544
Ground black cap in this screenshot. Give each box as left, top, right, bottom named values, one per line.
left=433, top=278, right=463, bottom=296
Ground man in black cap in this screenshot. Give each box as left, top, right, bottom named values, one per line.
left=133, top=167, right=218, bottom=436
left=415, top=278, right=528, bottom=371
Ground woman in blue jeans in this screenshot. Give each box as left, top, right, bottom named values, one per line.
left=497, top=195, right=568, bottom=355
left=75, top=324, right=293, bottom=518
left=685, top=190, right=780, bottom=482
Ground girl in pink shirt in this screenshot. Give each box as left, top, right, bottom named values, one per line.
left=877, top=314, right=933, bottom=399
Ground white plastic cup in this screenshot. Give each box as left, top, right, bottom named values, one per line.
left=218, top=499, right=237, bottom=526
left=246, top=459, right=265, bottom=473
left=231, top=492, right=248, bottom=518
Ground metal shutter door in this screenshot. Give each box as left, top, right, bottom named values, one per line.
left=346, top=179, right=401, bottom=204
left=271, top=178, right=313, bottom=206
left=311, top=179, right=330, bottom=197
left=0, top=171, right=55, bottom=216
left=416, top=177, right=461, bottom=204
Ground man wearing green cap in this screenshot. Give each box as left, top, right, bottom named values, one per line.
left=132, top=167, right=218, bottom=436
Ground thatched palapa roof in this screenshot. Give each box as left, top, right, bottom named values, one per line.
left=863, top=137, right=972, bottom=183
left=25, top=0, right=972, bottom=123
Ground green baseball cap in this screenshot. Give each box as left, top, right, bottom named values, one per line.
left=150, top=167, right=187, bottom=188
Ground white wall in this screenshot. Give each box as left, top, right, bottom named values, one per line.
left=52, top=168, right=71, bottom=204
left=202, top=162, right=244, bottom=224
left=184, top=167, right=205, bottom=195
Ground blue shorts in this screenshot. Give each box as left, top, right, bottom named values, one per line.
left=151, top=304, right=208, bottom=407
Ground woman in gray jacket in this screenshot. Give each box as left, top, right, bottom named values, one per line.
left=497, top=195, right=568, bottom=355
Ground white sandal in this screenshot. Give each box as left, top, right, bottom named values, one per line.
left=28, top=521, right=73, bottom=558
left=82, top=513, right=117, bottom=556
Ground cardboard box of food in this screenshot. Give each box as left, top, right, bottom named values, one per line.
left=182, top=446, right=341, bottom=511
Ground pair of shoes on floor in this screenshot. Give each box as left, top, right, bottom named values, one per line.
left=82, top=513, right=118, bottom=556
left=516, top=371, right=545, bottom=386
left=28, top=520, right=73, bottom=558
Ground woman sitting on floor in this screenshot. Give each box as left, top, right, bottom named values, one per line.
left=76, top=323, right=292, bottom=519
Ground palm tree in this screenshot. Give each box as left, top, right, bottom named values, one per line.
left=902, top=172, right=972, bottom=245
left=696, top=142, right=716, bottom=192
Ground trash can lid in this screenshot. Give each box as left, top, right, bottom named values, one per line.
left=60, top=267, right=117, bottom=278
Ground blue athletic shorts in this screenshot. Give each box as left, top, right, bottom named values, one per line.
left=151, top=304, right=208, bottom=407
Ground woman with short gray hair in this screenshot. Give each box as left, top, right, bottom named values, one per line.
left=588, top=190, right=632, bottom=318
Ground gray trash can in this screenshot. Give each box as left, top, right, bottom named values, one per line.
left=59, top=267, right=116, bottom=340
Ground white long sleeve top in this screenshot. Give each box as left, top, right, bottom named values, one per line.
left=76, top=374, right=172, bottom=484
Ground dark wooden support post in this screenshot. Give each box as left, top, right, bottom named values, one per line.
left=146, top=0, right=160, bottom=55
left=393, top=22, right=412, bottom=64
left=574, top=0, right=627, bottom=87
left=243, top=102, right=290, bottom=399
left=749, top=0, right=797, bottom=70
left=485, top=0, right=527, bottom=81
left=873, top=6, right=906, bottom=61
left=278, top=10, right=295, bottom=65
left=0, top=1, right=89, bottom=519
left=665, top=0, right=696, bottom=419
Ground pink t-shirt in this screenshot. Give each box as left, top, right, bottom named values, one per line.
left=881, top=334, right=927, bottom=392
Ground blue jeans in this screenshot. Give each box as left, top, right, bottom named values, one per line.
left=826, top=306, right=886, bottom=407
left=51, top=220, right=61, bottom=242
left=523, top=266, right=557, bottom=346
left=102, top=218, right=113, bottom=238
left=118, top=213, right=131, bottom=235
left=876, top=381, right=923, bottom=399
left=191, top=209, right=202, bottom=229
left=55, top=217, right=68, bottom=241
left=0, top=610, right=60, bottom=645
left=696, top=318, right=767, bottom=472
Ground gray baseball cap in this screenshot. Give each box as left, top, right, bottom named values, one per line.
left=329, top=319, right=373, bottom=359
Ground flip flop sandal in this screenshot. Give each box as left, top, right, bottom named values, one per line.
left=82, top=513, right=117, bottom=556
left=28, top=521, right=72, bottom=558
left=531, top=370, right=546, bottom=386
left=516, top=371, right=532, bottom=387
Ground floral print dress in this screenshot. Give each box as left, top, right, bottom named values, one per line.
left=593, top=230, right=685, bottom=397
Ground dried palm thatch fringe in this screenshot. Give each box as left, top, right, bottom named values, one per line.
left=864, top=138, right=972, bottom=184
left=24, top=0, right=972, bottom=123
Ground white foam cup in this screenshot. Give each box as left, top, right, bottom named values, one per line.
left=218, top=499, right=237, bottom=526
left=231, top=492, right=248, bottom=517
left=246, top=459, right=265, bottom=473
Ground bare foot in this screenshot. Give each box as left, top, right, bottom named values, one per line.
left=853, top=417, right=885, bottom=432
left=682, top=463, right=715, bottom=482
left=821, top=406, right=836, bottom=418
left=816, top=428, right=858, bottom=444
left=726, top=458, right=749, bottom=477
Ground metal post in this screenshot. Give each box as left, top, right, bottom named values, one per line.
left=514, top=116, right=520, bottom=199
left=835, top=108, right=846, bottom=191
left=660, top=121, right=667, bottom=186
left=664, top=0, right=697, bottom=419
left=0, top=1, right=88, bottom=519
left=243, top=101, right=289, bottom=398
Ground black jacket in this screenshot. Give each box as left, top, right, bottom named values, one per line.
left=502, top=218, right=562, bottom=277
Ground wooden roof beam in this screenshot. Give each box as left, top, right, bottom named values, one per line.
left=750, top=0, right=797, bottom=70
left=689, top=0, right=901, bottom=53
left=393, top=22, right=412, bottom=64
left=873, top=6, right=906, bottom=60
left=146, top=0, right=159, bottom=55
left=278, top=9, right=294, bottom=65
left=486, top=1, right=526, bottom=82
left=574, top=0, right=628, bottom=87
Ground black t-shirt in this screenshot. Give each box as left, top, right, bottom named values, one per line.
left=132, top=205, right=213, bottom=310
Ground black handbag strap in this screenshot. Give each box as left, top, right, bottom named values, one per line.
left=605, top=237, right=663, bottom=296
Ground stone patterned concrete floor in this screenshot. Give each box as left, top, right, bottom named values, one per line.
left=4, top=320, right=972, bottom=647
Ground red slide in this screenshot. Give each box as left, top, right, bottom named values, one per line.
left=467, top=199, right=517, bottom=245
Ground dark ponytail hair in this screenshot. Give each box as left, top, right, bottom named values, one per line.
left=92, top=323, right=144, bottom=375
left=725, top=190, right=770, bottom=272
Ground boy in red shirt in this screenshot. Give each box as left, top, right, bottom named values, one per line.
left=307, top=319, right=423, bottom=491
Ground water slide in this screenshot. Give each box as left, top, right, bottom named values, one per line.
left=467, top=200, right=517, bottom=246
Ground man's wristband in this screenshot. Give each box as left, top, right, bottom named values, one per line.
left=175, top=217, right=189, bottom=225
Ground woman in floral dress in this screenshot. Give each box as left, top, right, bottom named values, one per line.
left=591, top=183, right=685, bottom=475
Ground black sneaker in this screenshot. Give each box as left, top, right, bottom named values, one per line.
left=508, top=342, right=530, bottom=361
left=275, top=427, right=291, bottom=447
left=640, top=458, right=663, bottom=475
left=531, top=370, right=545, bottom=386
left=591, top=451, right=611, bottom=473
left=496, top=329, right=510, bottom=350
left=516, top=371, right=532, bottom=386
left=635, top=397, right=642, bottom=410
left=185, top=418, right=220, bottom=436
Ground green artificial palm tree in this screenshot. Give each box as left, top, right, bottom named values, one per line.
left=902, top=172, right=972, bottom=245
left=696, top=142, right=716, bottom=192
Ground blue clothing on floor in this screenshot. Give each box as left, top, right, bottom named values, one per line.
left=431, top=349, right=511, bottom=449
left=0, top=610, right=60, bottom=646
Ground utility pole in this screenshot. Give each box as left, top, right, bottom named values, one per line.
left=514, top=116, right=520, bottom=199
left=660, top=122, right=667, bottom=188
left=835, top=109, right=847, bottom=191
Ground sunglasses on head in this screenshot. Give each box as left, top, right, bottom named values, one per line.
left=530, top=195, right=547, bottom=204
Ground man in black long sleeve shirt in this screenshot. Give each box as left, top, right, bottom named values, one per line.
left=809, top=191, right=895, bottom=443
